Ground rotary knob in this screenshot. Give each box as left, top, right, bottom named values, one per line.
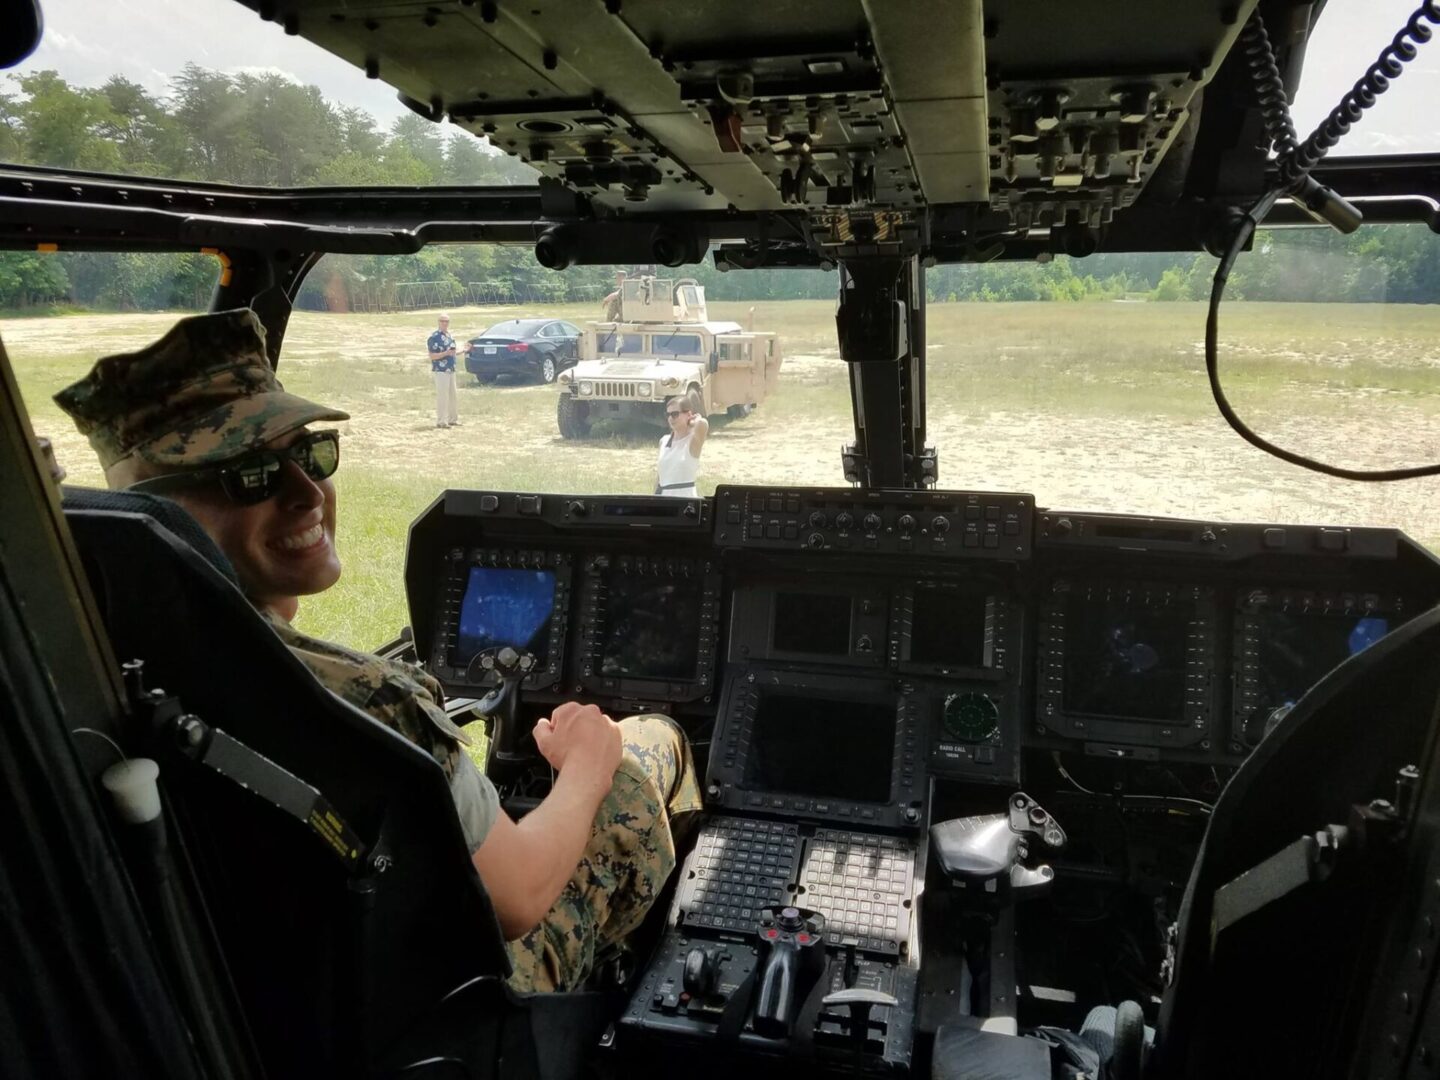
left=835, top=511, right=855, bottom=531
left=898, top=514, right=916, bottom=533
left=863, top=512, right=882, bottom=533
left=808, top=510, right=828, bottom=529
left=807, top=532, right=825, bottom=549
left=931, top=514, right=951, bottom=535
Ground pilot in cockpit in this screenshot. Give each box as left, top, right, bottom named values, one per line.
left=54, top=307, right=704, bottom=993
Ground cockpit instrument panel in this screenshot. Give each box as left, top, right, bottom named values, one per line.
left=709, top=668, right=927, bottom=830
left=1232, top=588, right=1411, bottom=749
left=1036, top=579, right=1219, bottom=751
left=576, top=553, right=722, bottom=702
left=406, top=488, right=1438, bottom=773
left=891, top=581, right=1018, bottom=680
left=714, top=486, right=1033, bottom=560
left=727, top=582, right=890, bottom=668
left=429, top=547, right=573, bottom=692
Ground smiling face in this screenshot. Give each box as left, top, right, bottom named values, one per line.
left=133, top=427, right=342, bottom=619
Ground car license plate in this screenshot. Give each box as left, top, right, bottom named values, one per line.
left=484, top=347, right=497, bottom=355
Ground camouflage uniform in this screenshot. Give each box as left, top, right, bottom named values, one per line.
left=267, top=605, right=703, bottom=993
left=53, top=308, right=350, bottom=471
left=507, top=713, right=702, bottom=993
left=54, top=307, right=703, bottom=992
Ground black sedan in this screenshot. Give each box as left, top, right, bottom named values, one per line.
left=464, top=318, right=581, bottom=385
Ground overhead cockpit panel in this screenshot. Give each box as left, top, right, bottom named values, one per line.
left=237, top=0, right=1257, bottom=231
left=982, top=0, right=1259, bottom=232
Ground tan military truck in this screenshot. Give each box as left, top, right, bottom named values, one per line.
left=556, top=276, right=782, bottom=439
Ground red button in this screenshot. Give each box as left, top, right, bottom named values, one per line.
left=765, top=929, right=778, bottom=939
left=797, top=933, right=811, bottom=944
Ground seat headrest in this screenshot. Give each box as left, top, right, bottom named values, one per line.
left=61, top=486, right=239, bottom=586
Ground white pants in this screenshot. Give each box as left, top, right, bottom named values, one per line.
left=434, top=370, right=459, bottom=425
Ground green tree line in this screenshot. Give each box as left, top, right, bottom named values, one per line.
left=1, top=67, right=1436, bottom=311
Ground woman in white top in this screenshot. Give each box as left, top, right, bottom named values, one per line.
left=654, top=391, right=709, bottom=497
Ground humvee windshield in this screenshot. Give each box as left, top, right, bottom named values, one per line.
left=651, top=333, right=704, bottom=358
left=597, top=331, right=646, bottom=355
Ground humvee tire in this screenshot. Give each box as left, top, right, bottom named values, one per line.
left=727, top=402, right=755, bottom=419
left=474, top=372, right=497, bottom=385
left=557, top=395, right=592, bottom=439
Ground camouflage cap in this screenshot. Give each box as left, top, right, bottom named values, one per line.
left=54, top=308, right=349, bottom=470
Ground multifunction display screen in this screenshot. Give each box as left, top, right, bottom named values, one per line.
left=772, top=592, right=852, bottom=656
left=1250, top=610, right=1390, bottom=726
left=910, top=589, right=989, bottom=669
left=743, top=691, right=894, bottom=803
left=599, top=575, right=702, bottom=681
left=454, top=567, right=556, bottom=666
left=1063, top=596, right=1190, bottom=723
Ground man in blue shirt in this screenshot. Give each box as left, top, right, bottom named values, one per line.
left=427, top=313, right=460, bottom=428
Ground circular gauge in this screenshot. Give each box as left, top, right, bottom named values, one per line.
left=943, top=692, right=1000, bottom=743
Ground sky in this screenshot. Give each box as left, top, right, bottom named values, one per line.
left=9, top=0, right=1440, bottom=151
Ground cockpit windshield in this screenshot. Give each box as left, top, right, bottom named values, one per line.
left=2, top=0, right=1438, bottom=658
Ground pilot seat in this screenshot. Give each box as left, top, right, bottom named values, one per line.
left=59, top=487, right=615, bottom=1079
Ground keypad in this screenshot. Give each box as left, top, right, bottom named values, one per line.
left=681, top=818, right=799, bottom=931
left=678, top=817, right=916, bottom=953
left=799, top=829, right=914, bottom=952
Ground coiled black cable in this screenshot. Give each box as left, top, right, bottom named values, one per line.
left=1204, top=5, right=1440, bottom=482
left=1239, top=14, right=1299, bottom=165
left=1279, top=0, right=1440, bottom=187
left=1206, top=188, right=1440, bottom=481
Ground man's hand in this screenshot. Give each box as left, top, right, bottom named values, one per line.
left=475, top=702, right=624, bottom=938
left=533, top=701, right=622, bottom=787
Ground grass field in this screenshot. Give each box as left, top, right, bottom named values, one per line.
left=7, top=299, right=1440, bottom=650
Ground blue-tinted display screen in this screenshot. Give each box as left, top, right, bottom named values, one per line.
left=1248, top=611, right=1390, bottom=736
left=454, top=567, right=556, bottom=666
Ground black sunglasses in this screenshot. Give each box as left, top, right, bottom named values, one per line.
left=666, top=410, right=684, bottom=418
left=130, top=430, right=341, bottom=506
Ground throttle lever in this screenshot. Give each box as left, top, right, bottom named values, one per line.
left=930, top=791, right=1065, bottom=900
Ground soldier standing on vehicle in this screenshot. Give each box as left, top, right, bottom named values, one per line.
left=427, top=313, right=461, bottom=428
left=602, top=271, right=625, bottom=322
left=655, top=389, right=708, bottom=497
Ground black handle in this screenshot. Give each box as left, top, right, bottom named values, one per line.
left=753, top=943, right=799, bottom=1037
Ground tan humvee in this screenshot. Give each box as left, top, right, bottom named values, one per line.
left=556, top=276, right=782, bottom=439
